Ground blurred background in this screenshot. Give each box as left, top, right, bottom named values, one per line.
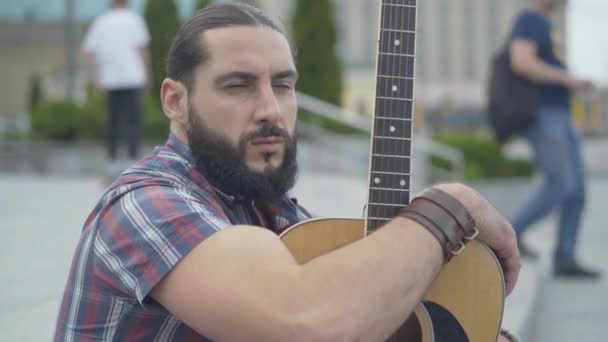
left=1, top=0, right=607, bottom=341
left=2, top=0, right=608, bottom=178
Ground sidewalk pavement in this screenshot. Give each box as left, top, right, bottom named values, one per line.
left=1, top=172, right=606, bottom=341
left=505, top=136, right=608, bottom=176
left=473, top=177, right=608, bottom=341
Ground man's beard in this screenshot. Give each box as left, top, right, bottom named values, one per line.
left=187, top=106, right=298, bottom=202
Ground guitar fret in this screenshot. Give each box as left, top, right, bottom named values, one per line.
left=366, top=217, right=391, bottom=221
left=368, top=203, right=406, bottom=207
left=370, top=187, right=409, bottom=192
left=374, top=136, right=411, bottom=140
left=383, top=3, right=416, bottom=9
left=372, top=171, right=411, bottom=176
left=372, top=154, right=410, bottom=159
left=377, top=96, right=412, bottom=101
left=377, top=75, right=414, bottom=80
left=374, top=116, right=412, bottom=121
left=380, top=28, right=416, bottom=34
left=379, top=51, right=415, bottom=58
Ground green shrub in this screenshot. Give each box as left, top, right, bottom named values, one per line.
left=298, top=110, right=366, bottom=135
left=30, top=92, right=169, bottom=142
left=194, top=0, right=210, bottom=11
left=144, top=0, right=180, bottom=98
left=31, top=100, right=81, bottom=141
left=432, top=131, right=533, bottom=180
left=28, top=73, right=43, bottom=112
left=292, top=0, right=343, bottom=107
left=78, top=90, right=105, bottom=140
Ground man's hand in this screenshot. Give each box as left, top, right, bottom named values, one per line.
left=432, top=183, right=521, bottom=296
left=565, top=76, right=594, bottom=92
left=498, top=334, right=511, bottom=342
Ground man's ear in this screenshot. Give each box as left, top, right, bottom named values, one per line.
left=161, top=78, right=189, bottom=125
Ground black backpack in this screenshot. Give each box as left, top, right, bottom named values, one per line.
left=487, top=47, right=538, bottom=142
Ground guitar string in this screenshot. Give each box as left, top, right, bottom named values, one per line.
left=385, top=3, right=395, bottom=341
left=382, top=0, right=391, bottom=227
left=395, top=1, right=415, bottom=341
left=397, top=4, right=404, bottom=341
left=390, top=2, right=399, bottom=340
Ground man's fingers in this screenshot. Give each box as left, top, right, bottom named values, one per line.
left=503, top=253, right=521, bottom=296
left=495, top=238, right=520, bottom=296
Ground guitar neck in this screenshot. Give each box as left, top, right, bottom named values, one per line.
left=366, top=0, right=417, bottom=232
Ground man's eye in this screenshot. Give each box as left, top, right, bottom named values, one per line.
left=226, top=84, right=247, bottom=89
left=273, top=84, right=293, bottom=89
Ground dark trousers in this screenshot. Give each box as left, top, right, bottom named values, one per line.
left=106, top=88, right=142, bottom=160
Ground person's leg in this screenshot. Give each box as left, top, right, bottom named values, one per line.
left=125, top=88, right=142, bottom=160
left=106, top=90, right=121, bottom=160
left=552, top=111, right=600, bottom=278
left=554, top=109, right=586, bottom=266
left=510, top=107, right=571, bottom=236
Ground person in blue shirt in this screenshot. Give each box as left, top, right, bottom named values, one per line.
left=509, top=0, right=600, bottom=279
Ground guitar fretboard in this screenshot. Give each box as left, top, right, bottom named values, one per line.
left=366, top=0, right=417, bottom=232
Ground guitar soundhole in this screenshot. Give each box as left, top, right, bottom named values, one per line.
left=391, top=301, right=469, bottom=341
left=393, top=313, right=423, bottom=341
left=424, top=301, right=469, bottom=342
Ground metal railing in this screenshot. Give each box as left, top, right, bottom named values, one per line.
left=296, top=91, right=465, bottom=182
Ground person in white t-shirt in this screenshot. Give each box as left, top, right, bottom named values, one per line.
left=82, top=0, right=150, bottom=161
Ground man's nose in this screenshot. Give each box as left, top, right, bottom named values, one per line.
left=254, top=83, right=282, bottom=124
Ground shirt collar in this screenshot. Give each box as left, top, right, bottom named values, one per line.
left=165, top=134, right=195, bottom=165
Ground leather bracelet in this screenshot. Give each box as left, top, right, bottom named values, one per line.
left=397, top=188, right=478, bottom=263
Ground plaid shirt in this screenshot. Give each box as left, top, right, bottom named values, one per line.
left=54, top=135, right=311, bottom=341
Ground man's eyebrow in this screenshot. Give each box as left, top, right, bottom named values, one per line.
left=272, top=70, right=299, bottom=81
left=214, top=71, right=258, bottom=85
left=214, top=70, right=299, bottom=85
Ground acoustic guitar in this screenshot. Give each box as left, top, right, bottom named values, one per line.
left=280, top=0, right=505, bottom=340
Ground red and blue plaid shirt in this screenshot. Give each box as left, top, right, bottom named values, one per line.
left=54, top=135, right=311, bottom=341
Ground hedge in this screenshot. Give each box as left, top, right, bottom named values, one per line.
left=432, top=131, right=534, bottom=180
left=30, top=91, right=169, bottom=142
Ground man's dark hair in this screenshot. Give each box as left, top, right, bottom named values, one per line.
left=111, top=0, right=128, bottom=7
left=166, top=3, right=291, bottom=90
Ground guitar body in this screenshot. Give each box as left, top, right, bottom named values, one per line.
left=280, top=218, right=504, bottom=341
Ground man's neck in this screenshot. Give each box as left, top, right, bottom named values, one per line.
left=531, top=2, right=552, bottom=17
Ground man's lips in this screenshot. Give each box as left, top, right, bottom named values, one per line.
left=250, top=137, right=284, bottom=145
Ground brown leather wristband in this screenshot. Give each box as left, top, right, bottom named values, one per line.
left=398, top=188, right=478, bottom=263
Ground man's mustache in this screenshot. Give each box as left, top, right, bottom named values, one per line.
left=244, top=125, right=290, bottom=141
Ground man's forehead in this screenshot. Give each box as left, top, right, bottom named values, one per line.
left=201, top=26, right=295, bottom=72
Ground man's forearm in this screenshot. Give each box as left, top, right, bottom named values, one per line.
left=80, top=50, right=98, bottom=86
left=294, top=218, right=443, bottom=340
left=513, top=56, right=570, bottom=86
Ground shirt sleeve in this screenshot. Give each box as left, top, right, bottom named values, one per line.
left=134, top=15, right=150, bottom=47
left=93, top=180, right=232, bottom=304
left=511, top=12, right=546, bottom=47
left=81, top=21, right=99, bottom=53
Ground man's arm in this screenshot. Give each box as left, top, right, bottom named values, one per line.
left=152, top=219, right=442, bottom=341
left=510, top=39, right=592, bottom=91
left=80, top=49, right=99, bottom=89
left=151, top=183, right=518, bottom=341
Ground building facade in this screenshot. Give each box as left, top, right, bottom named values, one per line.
left=2, top=0, right=574, bottom=125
